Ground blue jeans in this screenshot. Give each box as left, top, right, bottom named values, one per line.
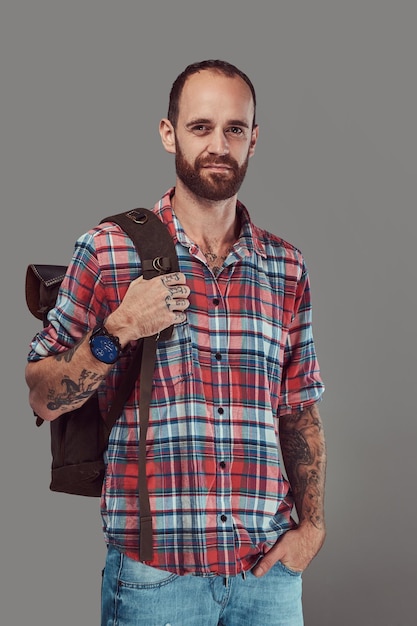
left=101, top=545, right=303, bottom=625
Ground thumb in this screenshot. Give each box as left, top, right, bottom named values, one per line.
left=252, top=543, right=284, bottom=578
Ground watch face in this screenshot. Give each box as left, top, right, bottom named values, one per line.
left=90, top=334, right=119, bottom=364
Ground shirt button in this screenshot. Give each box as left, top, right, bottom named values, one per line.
left=219, top=461, right=226, bottom=469
left=218, top=407, right=224, bottom=415
left=215, top=352, right=222, bottom=361
left=213, top=298, right=220, bottom=306
left=221, top=514, right=228, bottom=522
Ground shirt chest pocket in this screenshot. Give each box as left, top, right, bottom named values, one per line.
left=153, top=320, right=193, bottom=388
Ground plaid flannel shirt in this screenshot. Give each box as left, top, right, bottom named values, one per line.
left=28, top=188, right=324, bottom=577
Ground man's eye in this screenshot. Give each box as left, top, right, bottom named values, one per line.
left=228, top=127, right=244, bottom=135
left=192, top=125, right=209, bottom=133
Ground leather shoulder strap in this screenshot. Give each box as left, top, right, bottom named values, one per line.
left=101, top=208, right=179, bottom=561
left=101, top=208, right=179, bottom=343
left=102, top=206, right=179, bottom=433
left=101, top=208, right=179, bottom=278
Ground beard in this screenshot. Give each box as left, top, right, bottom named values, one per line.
left=175, top=142, right=250, bottom=202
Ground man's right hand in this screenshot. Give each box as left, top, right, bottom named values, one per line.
left=105, top=272, right=190, bottom=347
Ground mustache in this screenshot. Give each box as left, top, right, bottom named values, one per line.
left=196, top=155, right=239, bottom=169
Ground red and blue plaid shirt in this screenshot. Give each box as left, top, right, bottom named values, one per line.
left=28, top=189, right=324, bottom=576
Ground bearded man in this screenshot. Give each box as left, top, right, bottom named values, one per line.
left=26, top=60, right=326, bottom=626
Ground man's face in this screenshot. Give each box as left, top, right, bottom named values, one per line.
left=174, top=138, right=250, bottom=202
left=171, top=71, right=258, bottom=202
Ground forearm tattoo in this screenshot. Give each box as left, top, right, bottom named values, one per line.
left=49, top=341, right=104, bottom=411
left=279, top=404, right=326, bottom=529
left=54, top=340, right=83, bottom=363
left=46, top=369, right=105, bottom=411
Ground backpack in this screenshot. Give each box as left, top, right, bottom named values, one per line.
left=25, top=208, right=179, bottom=561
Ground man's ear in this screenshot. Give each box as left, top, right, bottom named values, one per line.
left=159, top=118, right=176, bottom=154
left=248, top=124, right=259, bottom=158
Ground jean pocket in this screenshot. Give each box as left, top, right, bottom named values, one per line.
left=276, top=560, right=303, bottom=577
left=118, top=554, right=179, bottom=589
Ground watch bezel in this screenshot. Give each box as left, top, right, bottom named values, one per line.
left=89, top=324, right=122, bottom=364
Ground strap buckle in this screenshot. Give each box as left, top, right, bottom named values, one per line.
left=126, top=209, right=148, bottom=224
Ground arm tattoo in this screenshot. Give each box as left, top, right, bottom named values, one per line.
left=279, top=404, right=326, bottom=530
left=46, top=369, right=105, bottom=412
left=54, top=340, right=83, bottom=363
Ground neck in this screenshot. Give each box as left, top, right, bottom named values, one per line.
left=171, top=180, right=240, bottom=248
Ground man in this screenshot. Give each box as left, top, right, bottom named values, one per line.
left=26, top=60, right=326, bottom=625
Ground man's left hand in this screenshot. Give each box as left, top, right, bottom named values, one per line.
left=252, top=523, right=326, bottom=577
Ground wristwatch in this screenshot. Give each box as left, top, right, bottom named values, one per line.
left=89, top=324, right=122, bottom=364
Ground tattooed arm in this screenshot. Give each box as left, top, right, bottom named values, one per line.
left=25, top=271, right=190, bottom=421
left=25, top=333, right=113, bottom=422
left=279, top=403, right=327, bottom=532
left=253, top=403, right=327, bottom=577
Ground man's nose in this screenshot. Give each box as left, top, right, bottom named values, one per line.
left=207, top=129, right=229, bottom=155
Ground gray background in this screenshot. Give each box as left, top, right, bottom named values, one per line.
left=1, top=1, right=416, bottom=624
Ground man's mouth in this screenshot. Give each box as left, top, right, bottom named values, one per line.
left=202, top=164, right=232, bottom=171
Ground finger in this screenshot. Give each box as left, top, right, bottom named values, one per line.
left=165, top=295, right=189, bottom=312
left=252, top=559, right=273, bottom=578
left=252, top=545, right=284, bottom=578
left=174, top=311, right=187, bottom=324
left=161, top=272, right=187, bottom=286
left=168, top=285, right=190, bottom=297
left=172, top=298, right=190, bottom=310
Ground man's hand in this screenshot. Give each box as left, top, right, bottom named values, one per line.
left=106, top=272, right=190, bottom=346
left=252, top=523, right=326, bottom=577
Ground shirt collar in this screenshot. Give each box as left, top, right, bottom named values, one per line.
left=153, top=188, right=267, bottom=259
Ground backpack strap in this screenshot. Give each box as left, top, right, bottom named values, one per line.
left=101, top=208, right=179, bottom=561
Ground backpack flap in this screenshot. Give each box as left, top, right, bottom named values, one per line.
left=26, top=264, right=67, bottom=325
